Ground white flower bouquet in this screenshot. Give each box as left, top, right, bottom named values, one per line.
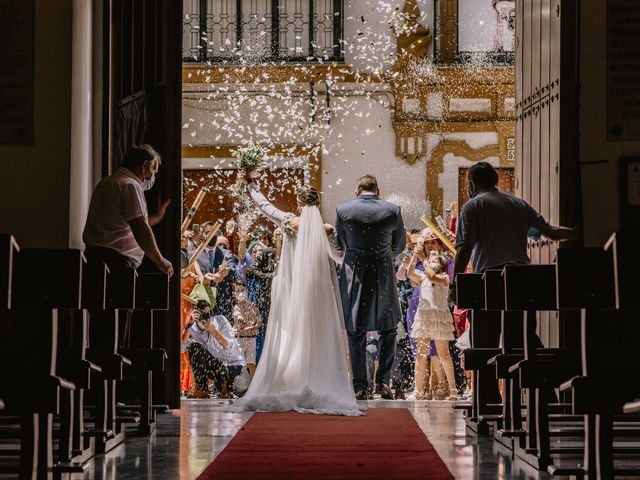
left=232, top=144, right=266, bottom=177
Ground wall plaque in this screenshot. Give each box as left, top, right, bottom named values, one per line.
left=607, top=0, right=640, bottom=141
left=0, top=0, right=34, bottom=144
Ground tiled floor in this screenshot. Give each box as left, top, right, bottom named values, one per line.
left=66, top=399, right=556, bottom=480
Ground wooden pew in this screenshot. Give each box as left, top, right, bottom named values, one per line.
left=0, top=242, right=79, bottom=479
left=52, top=261, right=110, bottom=472
left=484, top=268, right=526, bottom=450
left=14, top=249, right=98, bottom=474
left=557, top=233, right=640, bottom=479
left=503, top=263, right=583, bottom=470
left=502, top=247, right=640, bottom=476
left=456, top=272, right=502, bottom=436
left=119, top=272, right=169, bottom=434
left=0, top=234, right=18, bottom=476
left=85, top=266, right=137, bottom=453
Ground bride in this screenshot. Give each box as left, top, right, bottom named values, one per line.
left=232, top=171, right=364, bottom=416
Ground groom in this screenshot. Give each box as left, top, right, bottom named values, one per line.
left=336, top=175, right=406, bottom=400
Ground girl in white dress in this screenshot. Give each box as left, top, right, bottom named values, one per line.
left=407, top=243, right=457, bottom=401
left=231, top=174, right=363, bottom=416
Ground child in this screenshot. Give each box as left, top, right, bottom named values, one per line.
left=232, top=279, right=263, bottom=380
left=408, top=239, right=458, bottom=401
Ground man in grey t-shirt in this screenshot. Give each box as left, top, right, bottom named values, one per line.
left=453, top=162, right=577, bottom=279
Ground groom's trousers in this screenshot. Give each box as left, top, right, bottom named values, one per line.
left=348, top=328, right=397, bottom=392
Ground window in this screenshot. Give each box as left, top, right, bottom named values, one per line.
left=183, top=0, right=344, bottom=62
left=434, top=0, right=515, bottom=65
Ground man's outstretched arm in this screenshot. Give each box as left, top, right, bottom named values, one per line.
left=543, top=225, right=580, bottom=242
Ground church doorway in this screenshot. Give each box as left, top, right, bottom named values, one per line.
left=101, top=0, right=580, bottom=406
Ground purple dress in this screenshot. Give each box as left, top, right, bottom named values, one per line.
left=405, top=262, right=424, bottom=358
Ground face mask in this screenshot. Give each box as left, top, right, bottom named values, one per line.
left=143, top=174, right=155, bottom=191
left=236, top=292, right=247, bottom=302
left=429, top=262, right=442, bottom=273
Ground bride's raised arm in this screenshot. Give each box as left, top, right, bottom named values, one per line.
left=246, top=181, right=291, bottom=227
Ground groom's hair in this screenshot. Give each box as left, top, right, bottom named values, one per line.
left=356, top=174, right=379, bottom=194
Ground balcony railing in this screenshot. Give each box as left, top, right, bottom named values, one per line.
left=183, top=0, right=344, bottom=63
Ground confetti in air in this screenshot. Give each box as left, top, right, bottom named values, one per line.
left=182, top=1, right=515, bottom=221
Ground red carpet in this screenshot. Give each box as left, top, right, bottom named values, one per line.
left=197, top=408, right=454, bottom=479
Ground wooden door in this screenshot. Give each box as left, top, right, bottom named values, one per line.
left=514, top=0, right=580, bottom=347
left=104, top=0, right=183, bottom=406
left=183, top=169, right=305, bottom=229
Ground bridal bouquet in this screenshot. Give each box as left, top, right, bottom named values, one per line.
left=232, top=144, right=266, bottom=177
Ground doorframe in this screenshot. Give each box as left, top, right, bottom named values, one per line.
left=102, top=0, right=183, bottom=408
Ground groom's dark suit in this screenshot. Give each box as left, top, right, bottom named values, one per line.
left=336, top=193, right=405, bottom=393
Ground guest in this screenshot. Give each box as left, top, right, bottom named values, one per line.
left=453, top=161, right=578, bottom=279
left=396, top=229, right=424, bottom=357
left=391, top=233, right=421, bottom=398
left=191, top=224, right=203, bottom=250
left=422, top=230, right=466, bottom=395
left=184, top=229, right=198, bottom=256
left=83, top=144, right=173, bottom=275
left=197, top=221, right=225, bottom=275
left=448, top=201, right=458, bottom=234
left=232, top=279, right=263, bottom=380
left=389, top=320, right=413, bottom=399
left=224, top=219, right=237, bottom=254
left=453, top=162, right=578, bottom=402
left=408, top=244, right=458, bottom=401
left=211, top=235, right=238, bottom=319
left=244, top=245, right=276, bottom=362
left=181, top=300, right=246, bottom=399
left=179, top=232, right=207, bottom=395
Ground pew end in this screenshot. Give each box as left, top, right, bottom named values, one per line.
left=605, top=231, right=640, bottom=310
left=0, top=234, right=19, bottom=310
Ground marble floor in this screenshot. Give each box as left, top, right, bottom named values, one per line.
left=63, top=399, right=559, bottom=480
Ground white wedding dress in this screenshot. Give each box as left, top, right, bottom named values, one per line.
left=232, top=183, right=364, bottom=416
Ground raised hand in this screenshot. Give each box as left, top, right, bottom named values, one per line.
left=157, top=196, right=171, bottom=219
left=239, top=168, right=254, bottom=184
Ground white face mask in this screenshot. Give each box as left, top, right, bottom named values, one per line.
left=429, top=261, right=442, bottom=273
left=143, top=174, right=156, bottom=191
left=236, top=292, right=247, bottom=302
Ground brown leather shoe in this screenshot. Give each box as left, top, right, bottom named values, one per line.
left=375, top=383, right=394, bottom=400
left=357, top=389, right=373, bottom=401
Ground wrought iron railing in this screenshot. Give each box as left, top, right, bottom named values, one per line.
left=183, top=0, right=344, bottom=62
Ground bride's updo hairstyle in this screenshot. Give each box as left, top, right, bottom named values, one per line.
left=296, top=186, right=320, bottom=207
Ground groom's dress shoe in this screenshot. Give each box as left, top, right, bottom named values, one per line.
left=375, top=383, right=394, bottom=400
left=355, top=389, right=369, bottom=401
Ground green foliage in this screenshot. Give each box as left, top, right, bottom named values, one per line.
left=232, top=144, right=265, bottom=171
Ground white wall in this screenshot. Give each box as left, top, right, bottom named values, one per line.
left=321, top=95, right=426, bottom=227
